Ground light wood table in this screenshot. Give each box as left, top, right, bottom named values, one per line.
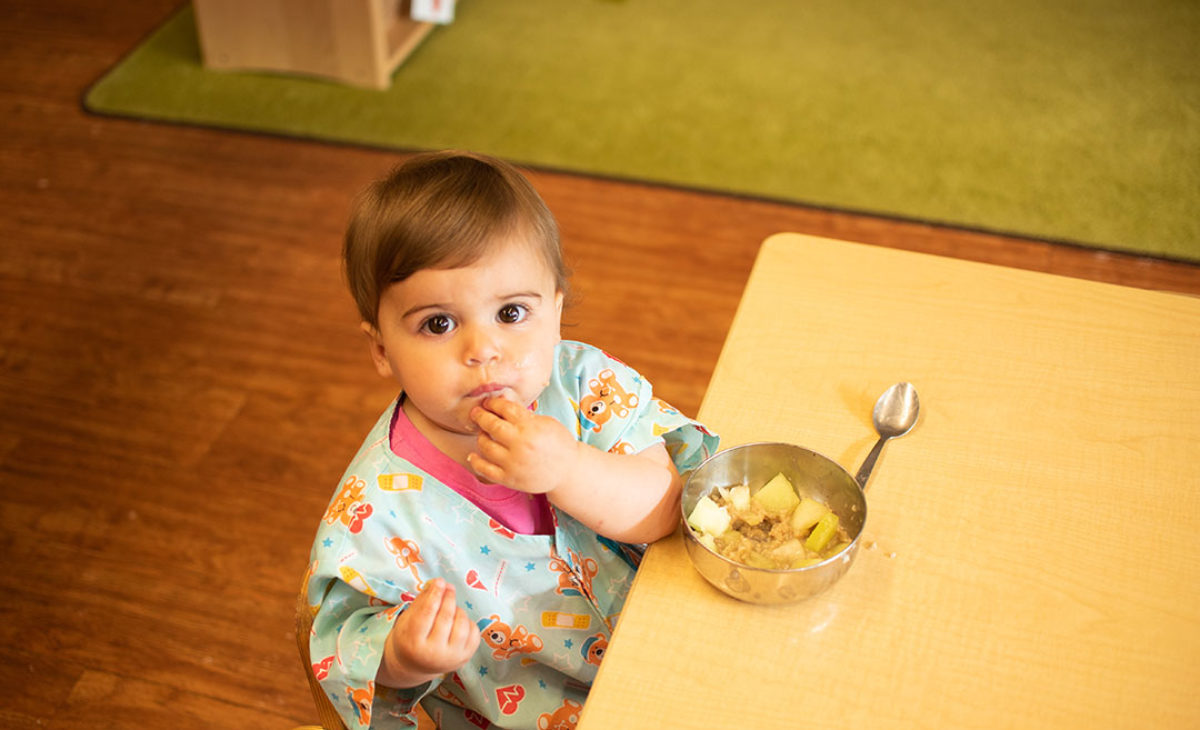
left=578, top=233, right=1200, bottom=729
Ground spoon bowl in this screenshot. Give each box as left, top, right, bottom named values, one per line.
left=854, top=382, right=920, bottom=488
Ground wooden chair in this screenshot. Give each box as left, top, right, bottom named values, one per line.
left=294, top=577, right=434, bottom=729
left=295, top=578, right=351, bottom=730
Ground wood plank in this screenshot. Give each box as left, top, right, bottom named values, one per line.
left=1, top=1, right=1197, bottom=728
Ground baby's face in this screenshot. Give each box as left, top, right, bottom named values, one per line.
left=366, top=234, right=563, bottom=439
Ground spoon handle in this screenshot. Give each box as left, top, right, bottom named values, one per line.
left=855, top=436, right=888, bottom=489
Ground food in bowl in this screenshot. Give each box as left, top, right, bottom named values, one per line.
left=686, top=472, right=851, bottom=570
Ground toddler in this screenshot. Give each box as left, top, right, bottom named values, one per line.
left=303, top=151, right=718, bottom=729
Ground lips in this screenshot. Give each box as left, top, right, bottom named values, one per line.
left=468, top=383, right=507, bottom=398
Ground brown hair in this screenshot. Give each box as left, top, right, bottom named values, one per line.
left=344, top=150, right=568, bottom=327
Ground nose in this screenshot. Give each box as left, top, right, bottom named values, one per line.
left=462, top=324, right=502, bottom=367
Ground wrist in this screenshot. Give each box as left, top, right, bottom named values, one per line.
left=546, top=439, right=589, bottom=498
left=377, top=650, right=441, bottom=690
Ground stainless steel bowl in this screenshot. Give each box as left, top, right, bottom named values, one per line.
left=681, top=442, right=867, bottom=604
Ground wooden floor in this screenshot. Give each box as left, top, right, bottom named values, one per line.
left=2, top=2, right=1197, bottom=728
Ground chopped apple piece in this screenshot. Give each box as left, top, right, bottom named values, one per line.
left=769, top=538, right=806, bottom=563
left=805, top=511, right=840, bottom=553
left=790, top=497, right=831, bottom=533
left=727, top=484, right=751, bottom=513
left=687, top=495, right=731, bottom=536
left=751, top=472, right=801, bottom=515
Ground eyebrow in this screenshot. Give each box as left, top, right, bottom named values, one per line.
left=501, top=291, right=544, bottom=303
left=401, top=291, right=543, bottom=320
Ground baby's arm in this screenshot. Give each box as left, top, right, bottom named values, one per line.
left=377, top=578, right=480, bottom=689
left=468, top=397, right=682, bottom=544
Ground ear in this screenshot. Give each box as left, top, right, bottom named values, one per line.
left=554, top=291, right=565, bottom=340
left=361, top=322, right=395, bottom=379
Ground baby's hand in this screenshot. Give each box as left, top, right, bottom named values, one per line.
left=378, top=579, right=480, bottom=689
left=468, top=396, right=581, bottom=494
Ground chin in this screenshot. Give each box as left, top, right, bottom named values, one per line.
left=426, top=411, right=479, bottom=438
left=454, top=417, right=482, bottom=435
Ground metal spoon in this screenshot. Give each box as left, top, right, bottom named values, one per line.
left=854, top=382, right=920, bottom=489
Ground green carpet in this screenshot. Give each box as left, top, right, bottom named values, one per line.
left=85, top=1, right=1200, bottom=262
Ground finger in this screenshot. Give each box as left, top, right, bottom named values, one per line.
left=466, top=452, right=505, bottom=484
left=426, top=584, right=460, bottom=643
left=483, top=396, right=529, bottom=422
left=404, top=578, right=445, bottom=637
left=470, top=406, right=511, bottom=439
left=473, top=432, right=509, bottom=463
left=396, top=578, right=444, bottom=643
left=450, top=606, right=482, bottom=653
left=438, top=584, right=459, bottom=622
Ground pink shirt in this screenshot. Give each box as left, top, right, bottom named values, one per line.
left=389, top=402, right=555, bottom=535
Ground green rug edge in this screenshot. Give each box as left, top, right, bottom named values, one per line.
left=83, top=2, right=1200, bottom=264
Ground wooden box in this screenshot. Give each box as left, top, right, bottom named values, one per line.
left=193, top=0, right=435, bottom=89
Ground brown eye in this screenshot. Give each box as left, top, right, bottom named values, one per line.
left=497, top=304, right=528, bottom=324
left=421, top=314, right=454, bottom=335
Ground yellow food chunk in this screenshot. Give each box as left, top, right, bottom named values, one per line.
left=805, top=512, right=840, bottom=553
left=727, top=484, right=751, bottom=512
left=790, top=497, right=830, bottom=533
left=769, top=538, right=806, bottom=564
left=751, top=472, right=801, bottom=515
left=687, top=495, right=731, bottom=536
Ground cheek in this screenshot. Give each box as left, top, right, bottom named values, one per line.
left=512, top=344, right=556, bottom=388
left=392, top=353, right=443, bottom=394
left=512, top=351, right=533, bottom=371
left=514, top=331, right=555, bottom=367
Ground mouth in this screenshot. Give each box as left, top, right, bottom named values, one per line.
left=467, top=383, right=508, bottom=399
